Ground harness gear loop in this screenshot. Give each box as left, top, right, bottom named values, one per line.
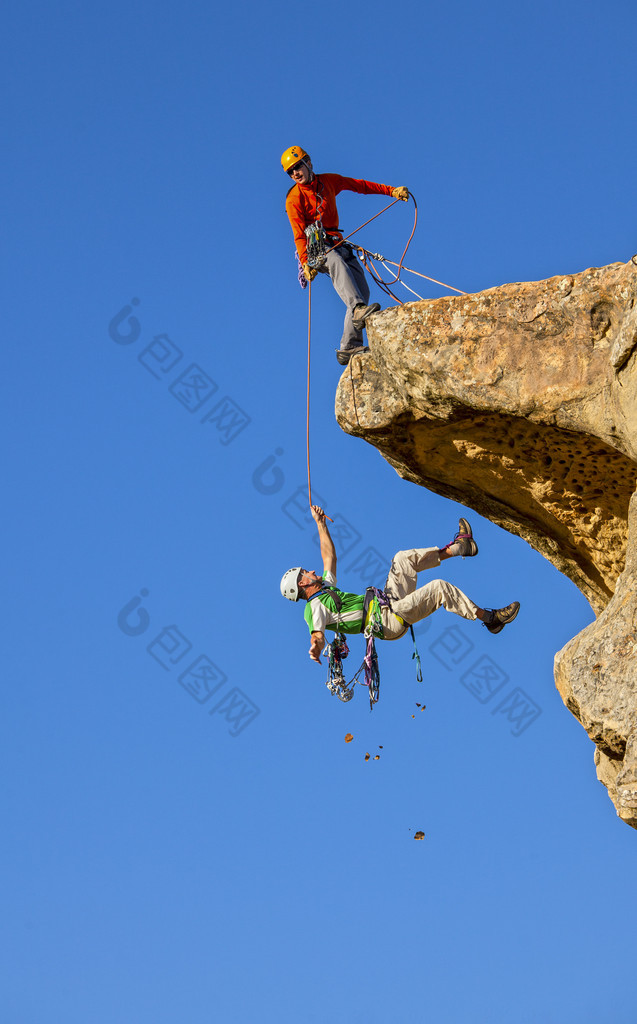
left=305, top=221, right=328, bottom=269
left=362, top=586, right=386, bottom=638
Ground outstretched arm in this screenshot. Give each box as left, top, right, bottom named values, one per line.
left=329, top=175, right=409, bottom=201
left=309, top=630, right=325, bottom=664
left=310, top=505, right=336, bottom=577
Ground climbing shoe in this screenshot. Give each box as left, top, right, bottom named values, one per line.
left=351, top=302, right=381, bottom=330
left=336, top=345, right=369, bottom=366
left=483, top=601, right=520, bottom=634
left=442, top=518, right=478, bottom=558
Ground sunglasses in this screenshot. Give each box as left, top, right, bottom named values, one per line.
left=287, top=160, right=306, bottom=176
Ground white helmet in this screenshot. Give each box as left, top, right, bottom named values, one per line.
left=280, top=567, right=302, bottom=602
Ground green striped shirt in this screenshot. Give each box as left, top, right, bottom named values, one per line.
left=304, top=571, right=378, bottom=637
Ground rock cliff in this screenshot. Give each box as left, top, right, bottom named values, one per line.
left=336, top=259, right=637, bottom=828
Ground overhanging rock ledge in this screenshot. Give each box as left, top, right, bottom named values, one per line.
left=335, top=259, right=637, bottom=828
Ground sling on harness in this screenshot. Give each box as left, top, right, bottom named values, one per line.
left=356, top=587, right=388, bottom=710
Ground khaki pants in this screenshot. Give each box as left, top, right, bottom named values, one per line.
left=380, top=547, right=479, bottom=640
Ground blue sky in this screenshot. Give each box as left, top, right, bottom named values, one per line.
left=2, top=1, right=636, bottom=1021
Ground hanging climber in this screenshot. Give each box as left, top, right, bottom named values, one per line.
left=280, top=506, right=520, bottom=664
left=282, top=145, right=409, bottom=366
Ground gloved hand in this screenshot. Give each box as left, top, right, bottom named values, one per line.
left=391, top=186, right=409, bottom=201
left=303, top=263, right=318, bottom=282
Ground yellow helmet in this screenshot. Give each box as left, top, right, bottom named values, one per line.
left=281, top=145, right=309, bottom=174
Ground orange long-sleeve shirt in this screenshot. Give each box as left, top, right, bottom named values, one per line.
left=285, top=173, right=394, bottom=265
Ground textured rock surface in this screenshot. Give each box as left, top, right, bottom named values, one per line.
left=555, top=490, right=637, bottom=828
left=336, top=259, right=637, bottom=827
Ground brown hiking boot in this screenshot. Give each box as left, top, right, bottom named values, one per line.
left=441, top=518, right=478, bottom=558
left=336, top=345, right=369, bottom=366
left=484, top=601, right=520, bottom=634
left=351, top=303, right=381, bottom=330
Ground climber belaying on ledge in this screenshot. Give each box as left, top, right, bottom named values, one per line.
left=280, top=506, right=520, bottom=664
left=282, top=145, right=409, bottom=366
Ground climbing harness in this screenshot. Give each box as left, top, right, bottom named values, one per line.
left=315, top=585, right=423, bottom=710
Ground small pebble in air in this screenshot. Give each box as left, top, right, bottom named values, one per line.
left=344, top=733, right=354, bottom=743
left=414, top=831, right=425, bottom=840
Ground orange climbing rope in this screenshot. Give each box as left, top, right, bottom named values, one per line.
left=325, top=193, right=418, bottom=302
left=306, top=277, right=312, bottom=509
left=323, top=197, right=402, bottom=256
left=304, top=192, right=466, bottom=517
left=306, top=278, right=333, bottom=521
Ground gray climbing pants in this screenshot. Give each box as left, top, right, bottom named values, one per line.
left=319, top=241, right=370, bottom=352
left=380, top=546, right=480, bottom=640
